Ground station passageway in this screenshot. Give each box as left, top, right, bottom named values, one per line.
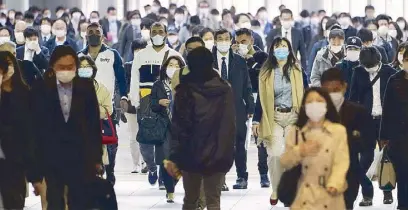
left=24, top=123, right=399, bottom=210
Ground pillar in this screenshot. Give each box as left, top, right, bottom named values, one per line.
left=301, top=0, right=324, bottom=13
left=5, top=0, right=28, bottom=11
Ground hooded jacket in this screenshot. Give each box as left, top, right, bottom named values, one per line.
left=169, top=75, right=236, bottom=174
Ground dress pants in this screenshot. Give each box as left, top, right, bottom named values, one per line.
left=344, top=170, right=360, bottom=209
left=0, top=161, right=26, bottom=210
left=235, top=133, right=248, bottom=179
left=45, top=168, right=88, bottom=210
left=182, top=172, right=225, bottom=210
left=125, top=113, right=142, bottom=170
left=391, top=153, right=408, bottom=209
left=266, top=111, right=297, bottom=194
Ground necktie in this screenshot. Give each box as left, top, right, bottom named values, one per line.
left=285, top=31, right=288, bottom=39
left=221, top=57, right=228, bottom=80
left=43, top=37, right=47, bottom=43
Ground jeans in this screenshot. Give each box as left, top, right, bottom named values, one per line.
left=182, top=172, right=225, bottom=210
left=106, top=114, right=119, bottom=182
left=139, top=143, right=157, bottom=172
left=359, top=149, right=374, bottom=199
left=159, top=164, right=177, bottom=193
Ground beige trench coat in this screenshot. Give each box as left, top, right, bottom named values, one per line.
left=280, top=121, right=350, bottom=210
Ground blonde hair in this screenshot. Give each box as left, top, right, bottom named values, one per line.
left=0, top=41, right=17, bottom=55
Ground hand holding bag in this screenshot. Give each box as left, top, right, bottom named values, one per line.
left=278, top=128, right=305, bottom=206
left=378, top=145, right=396, bottom=191
left=101, top=107, right=118, bottom=145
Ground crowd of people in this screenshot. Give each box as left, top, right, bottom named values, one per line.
left=0, top=0, right=408, bottom=210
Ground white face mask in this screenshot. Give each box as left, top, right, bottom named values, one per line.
left=168, top=36, right=179, bottom=44
left=174, top=14, right=184, bottom=23
left=217, top=41, right=231, bottom=53
left=0, top=18, right=6, bottom=26
left=339, top=17, right=350, bottom=29
left=239, top=22, right=251, bottom=29
left=166, top=67, right=178, bottom=79
left=238, top=44, right=249, bottom=56
left=398, top=53, right=404, bottom=64
left=54, top=29, right=66, bottom=38
left=41, top=25, right=51, bottom=35
left=72, top=13, right=81, bottom=21
left=78, top=67, right=93, bottom=78
left=26, top=40, right=38, bottom=50
left=329, top=92, right=344, bottom=110
left=131, top=19, right=141, bottom=26
left=56, top=71, right=76, bottom=83
left=90, top=18, right=99, bottom=23
left=330, top=45, right=342, bottom=53
left=14, top=32, right=25, bottom=43
left=378, top=25, right=389, bottom=37
left=388, top=29, right=397, bottom=38
left=151, top=35, right=165, bottom=46
left=0, top=36, right=10, bottom=43
left=204, top=40, right=214, bottom=50
left=346, top=50, right=360, bottom=62
left=398, top=21, right=406, bottom=30
left=141, top=30, right=150, bottom=41
left=305, top=102, right=327, bottom=122
left=281, top=20, right=292, bottom=30
left=365, top=65, right=379, bottom=73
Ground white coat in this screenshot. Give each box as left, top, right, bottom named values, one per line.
left=280, top=121, right=350, bottom=210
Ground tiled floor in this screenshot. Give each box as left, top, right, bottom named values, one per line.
left=24, top=123, right=399, bottom=210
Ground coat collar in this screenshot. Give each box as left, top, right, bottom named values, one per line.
left=80, top=44, right=108, bottom=55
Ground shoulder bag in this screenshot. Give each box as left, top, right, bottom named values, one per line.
left=101, top=107, right=118, bottom=145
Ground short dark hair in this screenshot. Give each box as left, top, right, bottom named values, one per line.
left=87, top=22, right=102, bottom=31
left=199, top=27, right=214, bottom=38
left=23, top=27, right=39, bottom=38
left=159, top=7, right=169, bottom=14
left=41, top=17, right=52, bottom=25
left=151, top=22, right=167, bottom=33
left=365, top=5, right=375, bottom=12
left=234, top=13, right=251, bottom=24
left=24, top=11, right=34, bottom=20
left=15, top=11, right=23, bottom=18
left=70, top=7, right=81, bottom=15
left=48, top=45, right=80, bottom=71
left=376, top=14, right=390, bottom=23
left=210, top=9, right=219, bottom=15
left=215, top=28, right=231, bottom=40
left=222, top=10, right=231, bottom=19
left=279, top=4, right=286, bottom=10
left=363, top=19, right=378, bottom=28
left=357, top=28, right=374, bottom=42
left=191, top=25, right=205, bottom=36
left=90, top=11, right=100, bottom=17
left=339, top=12, right=351, bottom=18
left=352, top=16, right=362, bottom=24
left=257, top=7, right=267, bottom=14
left=144, top=4, right=151, bottom=9
left=190, top=15, right=201, bottom=25
left=107, top=7, right=116, bottom=13
left=280, top=9, right=293, bottom=18
left=55, top=6, right=64, bottom=13
left=153, top=0, right=161, bottom=6
left=185, top=36, right=205, bottom=48
left=0, top=27, right=12, bottom=36
left=321, top=67, right=346, bottom=84
left=251, top=20, right=261, bottom=27
left=175, top=8, right=184, bottom=14
left=360, top=46, right=381, bottom=68
left=141, top=18, right=155, bottom=29
left=318, top=9, right=326, bottom=14
left=131, top=39, right=148, bottom=52
left=300, top=10, right=310, bottom=18
left=235, top=28, right=253, bottom=37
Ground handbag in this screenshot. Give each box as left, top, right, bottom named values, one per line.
left=378, top=146, right=396, bottom=191
left=137, top=95, right=168, bottom=145
left=278, top=128, right=305, bottom=206
left=101, top=108, right=118, bottom=145
left=86, top=176, right=118, bottom=210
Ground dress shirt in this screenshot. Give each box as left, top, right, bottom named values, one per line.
left=217, top=50, right=229, bottom=76
left=57, top=79, right=73, bottom=122
left=370, top=71, right=382, bottom=116
left=24, top=46, right=35, bottom=61
left=56, top=37, right=67, bottom=46
left=109, top=21, right=118, bottom=44
left=42, top=34, right=51, bottom=43
left=281, top=28, right=292, bottom=45
left=274, top=68, right=293, bottom=108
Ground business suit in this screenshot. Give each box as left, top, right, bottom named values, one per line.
left=380, top=71, right=408, bottom=209
left=349, top=64, right=396, bottom=200
left=18, top=60, right=43, bottom=87
left=119, top=25, right=141, bottom=62
left=31, top=74, right=101, bottom=209
left=101, top=18, right=122, bottom=45
left=44, top=36, right=79, bottom=55
left=212, top=48, right=255, bottom=181
left=16, top=45, right=50, bottom=72
left=339, top=100, right=376, bottom=209
left=266, top=27, right=307, bottom=71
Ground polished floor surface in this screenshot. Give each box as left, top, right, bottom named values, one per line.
left=24, top=122, right=399, bottom=209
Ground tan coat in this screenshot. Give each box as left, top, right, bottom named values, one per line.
left=95, top=82, right=112, bottom=165
left=280, top=121, right=350, bottom=210
left=258, top=66, right=304, bottom=145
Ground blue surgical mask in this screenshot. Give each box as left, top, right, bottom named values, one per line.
left=274, top=47, right=289, bottom=60
left=78, top=67, right=94, bottom=78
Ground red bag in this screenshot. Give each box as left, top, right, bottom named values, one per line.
left=101, top=109, right=118, bottom=145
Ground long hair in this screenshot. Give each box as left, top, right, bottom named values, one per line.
left=78, top=55, right=99, bottom=88
left=159, top=55, right=185, bottom=81
left=0, top=51, right=27, bottom=91
left=262, top=37, right=300, bottom=81
left=295, top=87, right=340, bottom=128
left=395, top=42, right=408, bottom=68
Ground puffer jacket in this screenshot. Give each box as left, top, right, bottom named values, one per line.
left=169, top=75, right=236, bottom=175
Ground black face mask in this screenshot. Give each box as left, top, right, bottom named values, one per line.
left=87, top=34, right=101, bottom=46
